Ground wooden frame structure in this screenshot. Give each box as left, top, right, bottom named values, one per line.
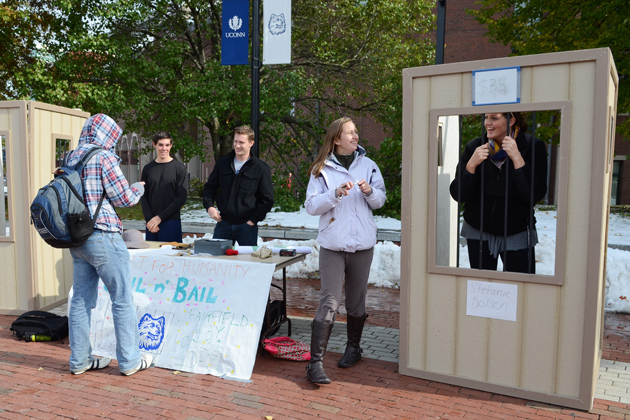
left=400, top=48, right=618, bottom=410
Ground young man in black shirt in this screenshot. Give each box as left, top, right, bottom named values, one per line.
left=202, top=125, right=274, bottom=246
left=141, top=131, right=188, bottom=242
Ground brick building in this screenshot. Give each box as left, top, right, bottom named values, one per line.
left=613, top=116, right=629, bottom=205
left=433, top=1, right=629, bottom=205
left=131, top=2, right=630, bottom=205
left=440, top=1, right=511, bottom=64
left=355, top=2, right=512, bottom=151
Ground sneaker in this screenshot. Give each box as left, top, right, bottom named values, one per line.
left=72, top=357, right=112, bottom=375
left=121, top=354, right=154, bottom=376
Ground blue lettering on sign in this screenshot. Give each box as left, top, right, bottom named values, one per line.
left=205, top=287, right=217, bottom=303
left=187, top=286, right=199, bottom=301
left=173, top=277, right=218, bottom=303
left=132, top=277, right=147, bottom=294
left=173, top=277, right=189, bottom=303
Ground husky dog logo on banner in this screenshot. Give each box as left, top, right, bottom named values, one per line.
left=229, top=15, right=242, bottom=31
left=268, top=13, right=286, bottom=35
left=138, top=313, right=166, bottom=351
left=263, top=0, right=292, bottom=65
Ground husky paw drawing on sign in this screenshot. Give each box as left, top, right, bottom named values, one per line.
left=138, top=313, right=166, bottom=351
left=268, top=13, right=286, bottom=35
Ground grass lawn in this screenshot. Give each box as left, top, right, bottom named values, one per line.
left=115, top=198, right=204, bottom=221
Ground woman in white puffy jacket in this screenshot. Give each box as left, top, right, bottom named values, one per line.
left=304, top=117, right=386, bottom=385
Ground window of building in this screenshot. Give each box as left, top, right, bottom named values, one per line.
left=55, top=137, right=71, bottom=168
left=611, top=160, right=621, bottom=205
left=0, top=132, right=12, bottom=238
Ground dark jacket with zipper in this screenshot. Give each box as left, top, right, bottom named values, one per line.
left=202, top=150, right=274, bottom=225
left=449, top=130, right=548, bottom=236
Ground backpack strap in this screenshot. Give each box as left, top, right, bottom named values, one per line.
left=92, top=191, right=107, bottom=224
left=68, top=147, right=107, bottom=223
left=16, top=310, right=61, bottom=320
left=73, top=147, right=105, bottom=173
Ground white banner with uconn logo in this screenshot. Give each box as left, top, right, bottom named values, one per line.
left=72, top=250, right=276, bottom=381
left=263, top=0, right=292, bottom=65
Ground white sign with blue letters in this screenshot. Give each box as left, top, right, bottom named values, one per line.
left=75, top=250, right=276, bottom=381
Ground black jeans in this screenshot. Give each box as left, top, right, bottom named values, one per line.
left=213, top=220, right=258, bottom=246
left=145, top=219, right=183, bottom=243
left=466, top=239, right=536, bottom=274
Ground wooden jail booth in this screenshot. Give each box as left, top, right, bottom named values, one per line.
left=400, top=48, right=618, bottom=410
left=0, top=101, right=89, bottom=314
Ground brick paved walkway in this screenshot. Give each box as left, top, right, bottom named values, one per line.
left=603, top=313, right=630, bottom=364
left=272, top=278, right=401, bottom=329
left=2, top=281, right=630, bottom=419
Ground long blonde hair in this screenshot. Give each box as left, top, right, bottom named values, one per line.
left=308, top=117, right=353, bottom=177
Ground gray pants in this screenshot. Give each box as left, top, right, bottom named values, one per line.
left=314, top=247, right=375, bottom=323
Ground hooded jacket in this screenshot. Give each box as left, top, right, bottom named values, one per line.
left=66, top=114, right=144, bottom=233
left=305, top=146, right=386, bottom=252
left=449, top=130, right=547, bottom=236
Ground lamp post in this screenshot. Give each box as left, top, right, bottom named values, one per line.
left=251, top=0, right=261, bottom=157
left=436, top=0, right=446, bottom=65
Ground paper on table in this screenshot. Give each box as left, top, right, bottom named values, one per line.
left=235, top=246, right=312, bottom=254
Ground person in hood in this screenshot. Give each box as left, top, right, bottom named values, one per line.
left=202, top=125, right=274, bottom=246
left=449, top=112, right=548, bottom=273
left=304, top=117, right=386, bottom=385
left=65, top=114, right=154, bottom=376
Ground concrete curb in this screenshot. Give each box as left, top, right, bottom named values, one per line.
left=124, top=220, right=629, bottom=250
left=123, top=220, right=402, bottom=242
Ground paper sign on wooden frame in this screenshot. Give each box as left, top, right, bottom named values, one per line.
left=466, top=280, right=518, bottom=322
left=472, top=67, right=521, bottom=106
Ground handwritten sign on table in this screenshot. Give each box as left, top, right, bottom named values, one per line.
left=466, top=280, right=518, bottom=322
left=83, top=250, right=276, bottom=381
left=472, top=66, right=520, bottom=106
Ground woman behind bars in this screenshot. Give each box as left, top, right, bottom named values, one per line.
left=449, top=112, right=548, bottom=273
left=304, top=117, right=386, bottom=385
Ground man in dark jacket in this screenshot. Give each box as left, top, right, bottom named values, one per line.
left=202, top=125, right=274, bottom=246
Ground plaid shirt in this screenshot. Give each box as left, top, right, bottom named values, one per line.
left=67, top=114, right=143, bottom=233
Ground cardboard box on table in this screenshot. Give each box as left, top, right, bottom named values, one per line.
left=194, top=239, right=231, bottom=255
left=400, top=48, right=618, bottom=410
